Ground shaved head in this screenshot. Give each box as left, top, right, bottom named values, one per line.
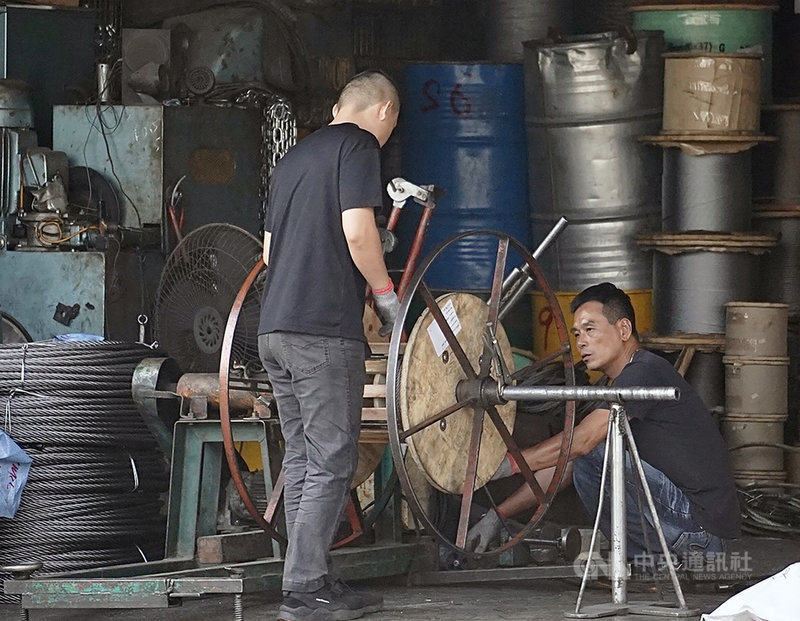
left=337, top=70, right=399, bottom=112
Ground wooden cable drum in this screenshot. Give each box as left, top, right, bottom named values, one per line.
left=354, top=305, right=390, bottom=489
left=400, top=292, right=516, bottom=493
left=385, top=230, right=577, bottom=557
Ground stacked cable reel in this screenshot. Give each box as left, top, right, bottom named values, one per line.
left=0, top=341, right=171, bottom=603
left=219, top=228, right=580, bottom=562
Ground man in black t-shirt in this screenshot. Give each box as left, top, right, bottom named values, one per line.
left=258, top=71, right=400, bottom=621
left=467, top=283, right=740, bottom=565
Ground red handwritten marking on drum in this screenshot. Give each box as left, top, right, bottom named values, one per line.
left=538, top=307, right=553, bottom=351
left=420, top=79, right=472, bottom=117
left=421, top=79, right=440, bottom=112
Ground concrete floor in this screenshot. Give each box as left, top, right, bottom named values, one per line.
left=0, top=576, right=737, bottom=621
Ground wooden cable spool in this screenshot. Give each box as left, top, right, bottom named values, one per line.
left=400, top=292, right=516, bottom=492
left=386, top=230, right=576, bottom=557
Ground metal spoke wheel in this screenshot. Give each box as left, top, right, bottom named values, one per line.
left=386, top=230, right=576, bottom=557
left=219, top=260, right=287, bottom=545
left=218, top=265, right=396, bottom=546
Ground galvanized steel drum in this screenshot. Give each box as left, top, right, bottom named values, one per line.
left=486, top=0, right=573, bottom=62
left=400, top=63, right=530, bottom=291
left=533, top=214, right=659, bottom=291
left=753, top=104, right=800, bottom=205
left=662, top=148, right=752, bottom=232
left=753, top=207, right=800, bottom=315
left=524, top=31, right=665, bottom=291
left=630, top=4, right=775, bottom=102
left=524, top=31, right=664, bottom=124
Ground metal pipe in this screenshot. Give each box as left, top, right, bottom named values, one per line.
left=499, top=216, right=567, bottom=319
left=610, top=404, right=627, bottom=605
left=176, top=372, right=271, bottom=416
left=621, top=414, right=689, bottom=609
left=500, top=385, right=679, bottom=403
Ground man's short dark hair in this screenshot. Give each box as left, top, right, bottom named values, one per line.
left=338, top=70, right=400, bottom=112
left=569, top=282, right=639, bottom=339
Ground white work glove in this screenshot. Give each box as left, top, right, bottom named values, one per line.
left=373, top=280, right=400, bottom=337
left=466, top=508, right=503, bottom=553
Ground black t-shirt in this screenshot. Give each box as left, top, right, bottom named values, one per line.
left=614, top=349, right=741, bottom=539
left=258, top=123, right=383, bottom=341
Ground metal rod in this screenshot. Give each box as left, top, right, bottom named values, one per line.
left=574, top=415, right=614, bottom=613
left=500, top=385, right=679, bottom=403
left=499, top=217, right=568, bottom=318
left=610, top=404, right=627, bottom=605
left=621, top=414, right=690, bottom=609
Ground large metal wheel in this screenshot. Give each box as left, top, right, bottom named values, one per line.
left=386, top=230, right=576, bottom=557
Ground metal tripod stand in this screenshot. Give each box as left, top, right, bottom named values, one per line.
left=565, top=403, right=700, bottom=619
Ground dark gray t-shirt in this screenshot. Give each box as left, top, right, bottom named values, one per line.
left=258, top=123, right=383, bottom=341
left=616, top=349, right=741, bottom=539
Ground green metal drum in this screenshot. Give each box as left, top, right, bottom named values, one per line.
left=631, top=5, right=775, bottom=101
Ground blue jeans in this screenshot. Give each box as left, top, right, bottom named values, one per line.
left=573, top=443, right=724, bottom=565
left=259, top=332, right=366, bottom=593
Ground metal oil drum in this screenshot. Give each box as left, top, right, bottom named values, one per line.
left=662, top=148, right=752, bottom=232
left=725, top=302, right=788, bottom=357
left=723, top=355, right=788, bottom=415
left=639, top=232, right=776, bottom=334
left=629, top=3, right=776, bottom=102
left=400, top=63, right=530, bottom=291
left=722, top=412, right=787, bottom=471
left=532, top=214, right=660, bottom=291
left=524, top=31, right=665, bottom=291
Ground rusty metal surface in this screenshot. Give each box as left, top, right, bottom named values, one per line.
left=177, top=372, right=271, bottom=417
left=218, top=259, right=285, bottom=545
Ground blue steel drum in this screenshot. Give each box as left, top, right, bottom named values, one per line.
left=399, top=63, right=530, bottom=292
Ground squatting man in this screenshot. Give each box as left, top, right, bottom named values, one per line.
left=466, top=282, right=741, bottom=568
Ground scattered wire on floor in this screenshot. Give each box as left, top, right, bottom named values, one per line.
left=738, top=482, right=800, bottom=538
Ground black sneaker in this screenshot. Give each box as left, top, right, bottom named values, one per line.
left=277, top=583, right=366, bottom=621
left=327, top=577, right=383, bottom=615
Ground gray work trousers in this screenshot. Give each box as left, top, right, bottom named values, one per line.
left=258, top=332, right=365, bottom=593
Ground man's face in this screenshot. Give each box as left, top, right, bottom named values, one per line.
left=571, top=301, right=627, bottom=374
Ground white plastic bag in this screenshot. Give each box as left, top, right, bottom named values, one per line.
left=0, top=430, right=32, bottom=518
left=702, top=562, right=800, bottom=621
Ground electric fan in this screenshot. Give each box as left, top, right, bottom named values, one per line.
left=154, top=223, right=264, bottom=373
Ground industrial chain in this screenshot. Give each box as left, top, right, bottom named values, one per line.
left=234, top=88, right=297, bottom=232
